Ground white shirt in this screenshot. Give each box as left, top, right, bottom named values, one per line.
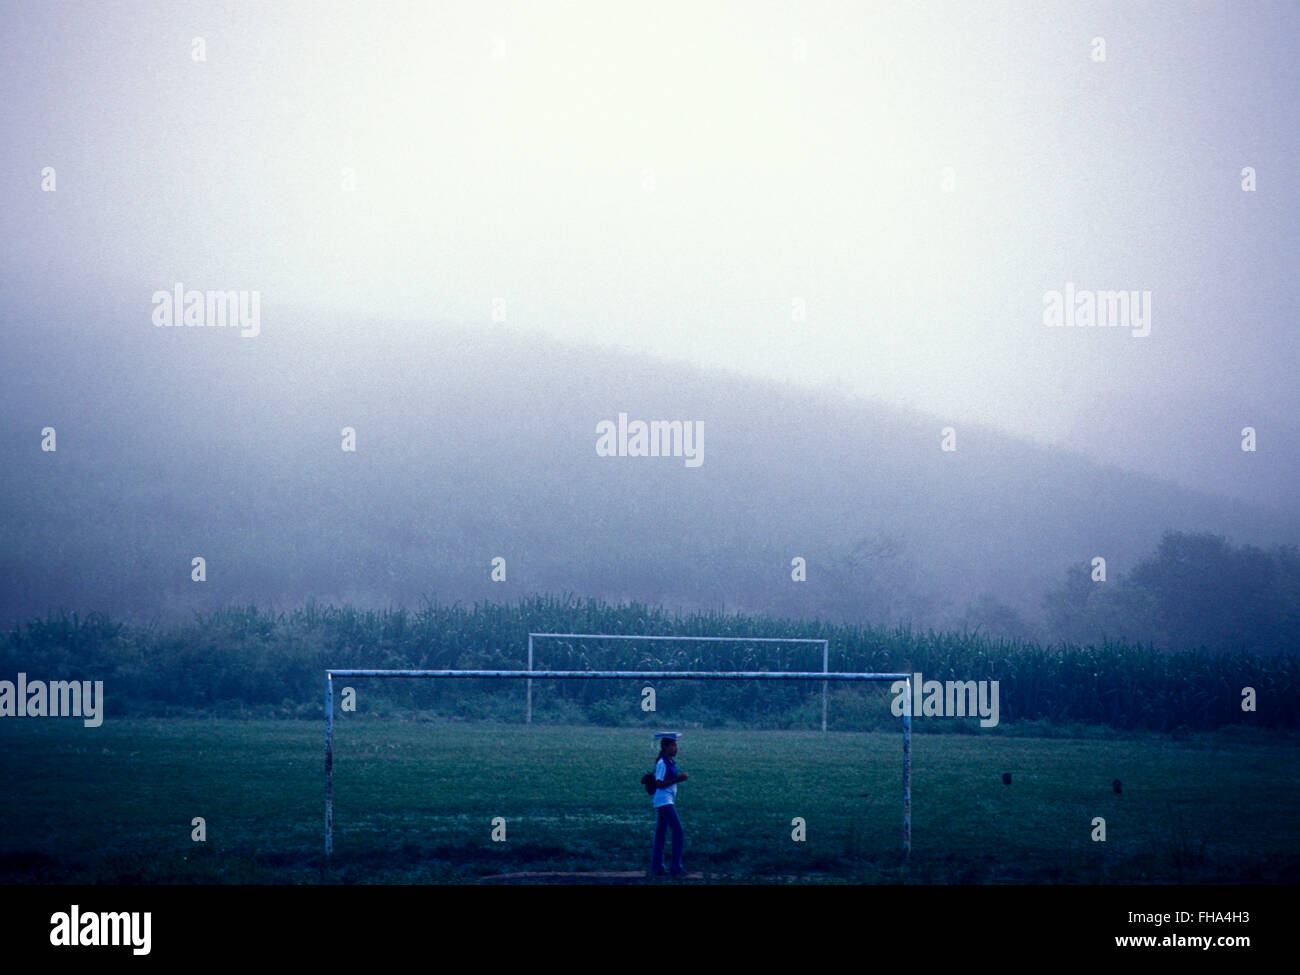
left=653, top=757, right=677, bottom=807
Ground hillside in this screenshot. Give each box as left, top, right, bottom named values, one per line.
left=0, top=306, right=1294, bottom=629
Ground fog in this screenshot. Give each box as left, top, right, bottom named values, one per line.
left=1, top=1, right=1296, bottom=645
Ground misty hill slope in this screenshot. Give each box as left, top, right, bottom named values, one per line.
left=0, top=309, right=1295, bottom=627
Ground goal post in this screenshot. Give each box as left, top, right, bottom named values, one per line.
left=526, top=633, right=832, bottom=730
left=324, top=667, right=912, bottom=861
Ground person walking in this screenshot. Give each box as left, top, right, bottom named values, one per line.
left=651, top=732, right=688, bottom=876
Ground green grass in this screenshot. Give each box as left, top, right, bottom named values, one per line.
left=1, top=718, right=1296, bottom=884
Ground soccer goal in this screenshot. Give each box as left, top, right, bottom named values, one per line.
left=525, top=632, right=832, bottom=729
left=323, top=666, right=913, bottom=859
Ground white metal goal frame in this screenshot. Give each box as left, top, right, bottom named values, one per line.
left=526, top=632, right=833, bottom=730
left=324, top=667, right=913, bottom=859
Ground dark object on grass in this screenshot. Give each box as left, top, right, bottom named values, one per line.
left=1002, top=772, right=1012, bottom=786
left=1113, top=778, right=1122, bottom=795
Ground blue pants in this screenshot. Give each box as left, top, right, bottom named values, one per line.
left=652, top=804, right=684, bottom=874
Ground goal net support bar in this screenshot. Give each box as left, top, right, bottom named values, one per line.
left=324, top=668, right=913, bottom=860
left=527, top=633, right=832, bottom=730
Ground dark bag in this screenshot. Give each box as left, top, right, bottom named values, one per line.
left=641, top=755, right=672, bottom=794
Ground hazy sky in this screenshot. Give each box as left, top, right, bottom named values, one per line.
left=2, top=0, right=1296, bottom=504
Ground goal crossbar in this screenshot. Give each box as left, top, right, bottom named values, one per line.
left=324, top=668, right=912, bottom=861
left=328, top=669, right=899, bottom=679
left=526, top=632, right=833, bottom=729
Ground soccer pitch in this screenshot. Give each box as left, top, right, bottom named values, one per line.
left=1, top=719, right=1297, bottom=884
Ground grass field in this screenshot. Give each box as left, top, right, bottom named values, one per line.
left=1, top=719, right=1297, bottom=884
